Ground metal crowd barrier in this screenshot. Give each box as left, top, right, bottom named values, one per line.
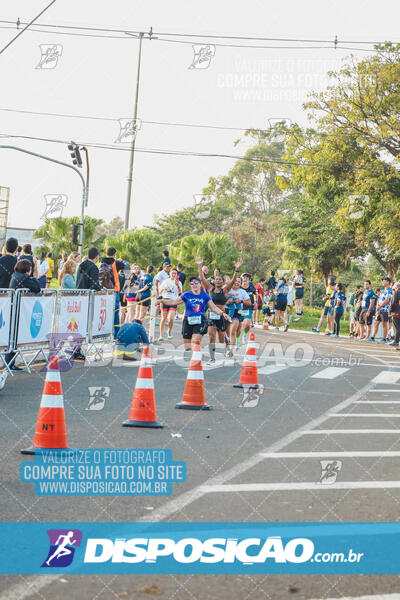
left=0, top=288, right=117, bottom=373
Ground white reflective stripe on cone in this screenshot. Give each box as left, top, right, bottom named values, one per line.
left=45, top=371, right=61, bottom=382
left=187, top=371, right=204, bottom=380
left=136, top=378, right=154, bottom=389
left=140, top=359, right=153, bottom=367
left=40, top=395, right=64, bottom=408
left=191, top=351, right=202, bottom=360
left=244, top=355, right=257, bottom=362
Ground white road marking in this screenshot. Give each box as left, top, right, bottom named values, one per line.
left=311, top=367, right=350, bottom=379
left=140, top=380, right=375, bottom=523
left=330, top=413, right=400, bottom=418
left=259, top=451, right=400, bottom=458
left=355, top=401, right=400, bottom=404
left=201, top=481, right=400, bottom=493
left=305, top=429, right=400, bottom=434
left=372, top=372, right=400, bottom=384
left=368, top=389, right=400, bottom=393
left=310, top=594, right=400, bottom=600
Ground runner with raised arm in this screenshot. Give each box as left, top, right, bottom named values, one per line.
left=196, top=257, right=243, bottom=364
left=226, top=276, right=252, bottom=355
left=156, top=276, right=231, bottom=352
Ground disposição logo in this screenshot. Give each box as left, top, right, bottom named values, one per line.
left=41, top=529, right=82, bottom=568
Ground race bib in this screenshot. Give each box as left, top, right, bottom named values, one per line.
left=209, top=311, right=221, bottom=320
left=164, top=290, right=176, bottom=299
left=239, top=309, right=250, bottom=316
left=188, top=315, right=202, bottom=325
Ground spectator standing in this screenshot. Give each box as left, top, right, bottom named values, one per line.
left=5, top=260, right=40, bottom=371
left=46, top=252, right=54, bottom=288
left=177, top=263, right=186, bottom=288
left=389, top=282, right=400, bottom=348
left=368, top=277, right=393, bottom=343
left=99, top=247, right=121, bottom=337
left=58, top=259, right=77, bottom=289
left=0, top=237, right=18, bottom=288
left=59, top=252, right=68, bottom=273
left=18, top=244, right=37, bottom=278
left=162, top=250, right=171, bottom=265
left=118, top=263, right=127, bottom=326
left=312, top=278, right=336, bottom=334
left=293, top=269, right=306, bottom=320
left=136, top=265, right=154, bottom=321
left=332, top=283, right=346, bottom=338
left=37, top=252, right=49, bottom=289
left=76, top=247, right=101, bottom=291
left=359, top=280, right=376, bottom=340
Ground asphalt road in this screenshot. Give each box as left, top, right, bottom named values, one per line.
left=1, top=323, right=400, bottom=599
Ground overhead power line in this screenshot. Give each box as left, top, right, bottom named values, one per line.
left=0, top=1, right=57, bottom=56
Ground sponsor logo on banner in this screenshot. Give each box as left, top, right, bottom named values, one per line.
left=0, top=310, right=5, bottom=328
left=30, top=300, right=43, bottom=338
left=41, top=529, right=82, bottom=568
left=98, top=297, right=107, bottom=331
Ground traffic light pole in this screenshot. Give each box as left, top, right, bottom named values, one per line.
left=0, top=144, right=88, bottom=254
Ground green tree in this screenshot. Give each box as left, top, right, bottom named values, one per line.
left=168, top=232, right=239, bottom=277
left=104, top=230, right=163, bottom=266
left=34, top=216, right=105, bottom=261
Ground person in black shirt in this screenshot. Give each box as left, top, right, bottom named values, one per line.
left=76, top=247, right=101, bottom=291
left=266, top=270, right=277, bottom=292
left=177, top=263, right=186, bottom=287
left=0, top=237, right=18, bottom=289
left=162, top=250, right=171, bottom=265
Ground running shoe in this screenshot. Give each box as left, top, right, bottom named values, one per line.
left=284, top=323, right=289, bottom=332
left=378, top=339, right=387, bottom=343
left=206, top=358, right=216, bottom=366
left=274, top=327, right=279, bottom=331
left=324, top=331, right=331, bottom=336
left=389, top=341, right=398, bottom=347
left=158, top=336, right=165, bottom=342
left=225, top=349, right=234, bottom=359
left=331, top=334, right=339, bottom=338
left=312, top=327, right=320, bottom=333
left=9, top=364, right=24, bottom=371
left=364, top=337, right=375, bottom=342
left=168, top=334, right=173, bottom=340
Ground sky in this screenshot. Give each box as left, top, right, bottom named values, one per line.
left=0, top=0, right=399, bottom=232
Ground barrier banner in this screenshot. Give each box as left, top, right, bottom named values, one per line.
left=59, top=293, right=90, bottom=339
left=17, top=295, right=54, bottom=346
left=91, top=293, right=114, bottom=338
left=0, top=293, right=12, bottom=349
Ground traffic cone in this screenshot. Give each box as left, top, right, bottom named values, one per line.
left=21, top=356, right=70, bottom=455
left=123, top=346, right=163, bottom=428
left=176, top=341, right=211, bottom=410
left=263, top=315, right=270, bottom=330
left=234, top=332, right=260, bottom=389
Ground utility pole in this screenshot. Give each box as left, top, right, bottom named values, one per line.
left=124, top=28, right=154, bottom=230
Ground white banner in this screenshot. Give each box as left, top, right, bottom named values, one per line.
left=0, top=294, right=12, bottom=348
left=91, top=293, right=114, bottom=338
left=17, top=295, right=54, bottom=346
left=59, top=294, right=90, bottom=339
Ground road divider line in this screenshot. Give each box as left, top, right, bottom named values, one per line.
left=355, top=400, right=400, bottom=404
left=310, top=593, right=400, bottom=600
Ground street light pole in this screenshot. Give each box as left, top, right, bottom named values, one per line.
left=0, top=145, right=87, bottom=254
left=124, top=32, right=143, bottom=231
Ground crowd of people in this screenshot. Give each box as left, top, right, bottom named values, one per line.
left=1, top=236, right=400, bottom=370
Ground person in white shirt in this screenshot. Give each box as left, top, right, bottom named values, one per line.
left=37, top=252, right=50, bottom=289
left=158, top=267, right=182, bottom=340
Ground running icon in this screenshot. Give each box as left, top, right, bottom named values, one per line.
left=41, top=529, right=82, bottom=568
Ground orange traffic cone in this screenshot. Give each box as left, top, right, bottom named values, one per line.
left=21, top=355, right=70, bottom=455
left=263, top=315, right=270, bottom=330
left=176, top=341, right=211, bottom=410
left=234, top=332, right=260, bottom=389
left=123, top=346, right=163, bottom=428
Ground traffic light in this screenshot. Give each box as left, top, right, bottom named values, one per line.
left=67, top=142, right=82, bottom=167
left=69, top=223, right=79, bottom=245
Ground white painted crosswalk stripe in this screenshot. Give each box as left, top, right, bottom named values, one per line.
left=259, top=451, right=400, bottom=458
left=201, top=481, right=400, bottom=493
left=330, top=413, right=400, bottom=418
left=372, top=371, right=400, bottom=384
left=311, top=367, right=350, bottom=379
left=310, top=594, right=400, bottom=600
left=305, top=429, right=400, bottom=434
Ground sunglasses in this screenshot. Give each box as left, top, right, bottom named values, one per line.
left=190, top=281, right=200, bottom=286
